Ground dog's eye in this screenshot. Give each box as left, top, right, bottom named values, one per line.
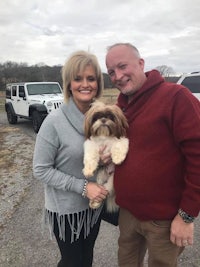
left=105, top=113, right=114, bottom=121
left=92, top=113, right=103, bottom=123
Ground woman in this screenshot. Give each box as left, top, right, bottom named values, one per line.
left=33, top=50, right=108, bottom=267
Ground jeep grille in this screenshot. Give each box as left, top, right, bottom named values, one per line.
left=53, top=102, right=62, bottom=109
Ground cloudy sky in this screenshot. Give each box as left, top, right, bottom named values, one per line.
left=1, top=0, right=200, bottom=74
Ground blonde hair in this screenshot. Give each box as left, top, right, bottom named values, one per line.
left=62, top=50, right=104, bottom=102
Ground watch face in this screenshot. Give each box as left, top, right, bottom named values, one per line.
left=178, top=209, right=194, bottom=223
left=183, top=216, right=193, bottom=223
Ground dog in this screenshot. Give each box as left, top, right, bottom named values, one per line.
left=82, top=101, right=129, bottom=212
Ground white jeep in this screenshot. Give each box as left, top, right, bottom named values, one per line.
left=177, top=72, right=200, bottom=101
left=5, top=82, right=63, bottom=133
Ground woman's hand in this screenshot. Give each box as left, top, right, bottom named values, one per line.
left=86, top=182, right=108, bottom=202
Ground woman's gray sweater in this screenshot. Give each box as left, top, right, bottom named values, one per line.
left=33, top=98, right=101, bottom=241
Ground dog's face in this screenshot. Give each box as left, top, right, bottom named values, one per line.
left=84, top=101, right=128, bottom=139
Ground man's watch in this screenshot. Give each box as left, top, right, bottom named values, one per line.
left=178, top=208, right=195, bottom=223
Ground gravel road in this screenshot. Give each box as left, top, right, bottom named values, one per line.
left=0, top=113, right=119, bottom=267
left=0, top=112, right=200, bottom=267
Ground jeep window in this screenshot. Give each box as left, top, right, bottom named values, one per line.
left=12, top=86, right=17, bottom=96
left=19, top=86, right=25, bottom=97
left=26, top=84, right=62, bottom=95
left=6, top=86, right=11, bottom=99
left=181, top=76, right=200, bottom=93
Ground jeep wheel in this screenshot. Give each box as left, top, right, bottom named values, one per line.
left=7, top=107, right=18, bottom=124
left=32, top=111, right=43, bottom=133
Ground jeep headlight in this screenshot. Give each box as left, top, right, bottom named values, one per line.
left=46, top=101, right=53, bottom=107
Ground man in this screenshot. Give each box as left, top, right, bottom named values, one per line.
left=105, top=43, right=200, bottom=267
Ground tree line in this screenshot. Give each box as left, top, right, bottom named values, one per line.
left=0, top=61, right=178, bottom=91
left=0, top=61, right=113, bottom=91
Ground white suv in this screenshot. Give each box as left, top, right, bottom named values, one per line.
left=177, top=72, right=200, bottom=101
left=5, top=82, right=63, bottom=133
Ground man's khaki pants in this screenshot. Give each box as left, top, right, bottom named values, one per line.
left=118, top=208, right=184, bottom=267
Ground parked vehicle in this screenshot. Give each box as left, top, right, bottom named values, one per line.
left=5, top=82, right=63, bottom=133
left=177, top=72, right=200, bottom=101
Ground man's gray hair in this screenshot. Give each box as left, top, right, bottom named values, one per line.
left=107, top=43, right=141, bottom=58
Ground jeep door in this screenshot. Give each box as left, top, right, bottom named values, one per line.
left=10, top=85, right=18, bottom=113
left=14, top=85, right=29, bottom=116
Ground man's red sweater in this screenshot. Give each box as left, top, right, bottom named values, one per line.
left=115, top=70, right=200, bottom=220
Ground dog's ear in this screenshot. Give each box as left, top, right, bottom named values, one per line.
left=84, top=101, right=106, bottom=138
left=84, top=109, right=92, bottom=138
left=112, top=106, right=128, bottom=137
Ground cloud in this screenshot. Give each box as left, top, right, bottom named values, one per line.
left=0, top=0, right=200, bottom=74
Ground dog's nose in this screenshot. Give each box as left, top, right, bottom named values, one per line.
left=101, top=118, right=106, bottom=123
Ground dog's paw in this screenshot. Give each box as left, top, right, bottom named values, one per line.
left=112, top=155, right=123, bottom=164
left=89, top=200, right=102, bottom=209
left=83, top=159, right=98, bottom=177
left=111, top=152, right=127, bottom=164
left=82, top=167, right=94, bottom=178
left=111, top=138, right=129, bottom=164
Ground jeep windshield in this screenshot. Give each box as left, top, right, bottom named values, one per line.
left=27, top=83, right=62, bottom=95
left=180, top=76, right=200, bottom=93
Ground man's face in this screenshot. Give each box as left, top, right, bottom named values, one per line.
left=106, top=45, right=146, bottom=96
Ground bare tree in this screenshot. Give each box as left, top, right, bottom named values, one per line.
left=155, top=65, right=175, bottom=77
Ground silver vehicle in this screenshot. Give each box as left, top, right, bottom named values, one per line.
left=177, top=72, right=200, bottom=101
left=5, top=82, right=63, bottom=133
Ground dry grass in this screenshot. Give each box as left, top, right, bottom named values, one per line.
left=100, top=88, right=119, bottom=104
left=0, top=91, right=5, bottom=112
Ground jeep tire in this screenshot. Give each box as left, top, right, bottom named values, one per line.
left=32, top=111, right=44, bottom=133
left=7, top=107, right=18, bottom=124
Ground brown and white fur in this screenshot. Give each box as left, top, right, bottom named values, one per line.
left=83, top=101, right=129, bottom=212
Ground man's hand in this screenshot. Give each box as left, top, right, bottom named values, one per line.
left=170, top=214, right=194, bottom=247
left=99, top=145, right=111, bottom=165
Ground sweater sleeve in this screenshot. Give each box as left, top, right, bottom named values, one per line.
left=32, top=118, right=85, bottom=195
left=172, top=88, right=200, bottom=216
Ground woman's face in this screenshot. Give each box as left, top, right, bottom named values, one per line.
left=70, top=65, right=98, bottom=113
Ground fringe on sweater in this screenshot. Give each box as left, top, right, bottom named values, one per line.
left=43, top=206, right=103, bottom=243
